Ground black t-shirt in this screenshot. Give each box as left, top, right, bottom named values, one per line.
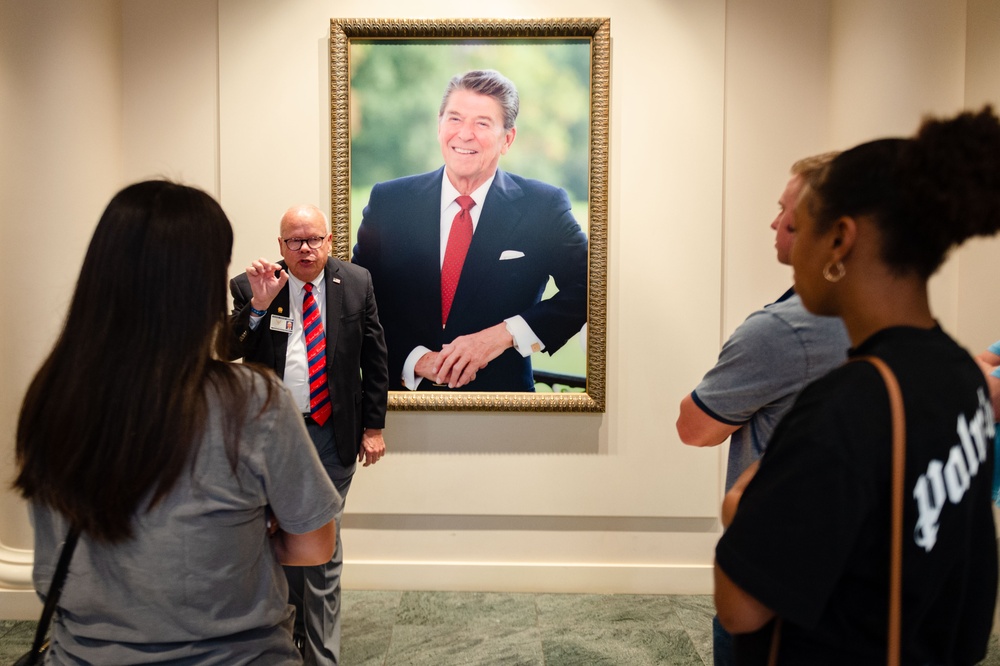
left=716, top=326, right=997, bottom=665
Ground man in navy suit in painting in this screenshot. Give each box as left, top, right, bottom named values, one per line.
left=352, top=69, right=589, bottom=392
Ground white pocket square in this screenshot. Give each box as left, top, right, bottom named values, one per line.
left=499, top=250, right=525, bottom=260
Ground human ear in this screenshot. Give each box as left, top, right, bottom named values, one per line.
left=830, top=216, right=858, bottom=261
left=501, top=127, right=517, bottom=154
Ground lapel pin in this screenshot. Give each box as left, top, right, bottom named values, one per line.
left=333, top=277, right=341, bottom=284
left=278, top=307, right=284, bottom=314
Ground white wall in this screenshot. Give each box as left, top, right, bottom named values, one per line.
left=215, top=0, right=727, bottom=598
left=721, top=0, right=832, bottom=335
left=0, top=0, right=125, bottom=617
left=122, top=0, right=219, bottom=193
left=830, top=0, right=970, bottom=334
left=956, top=0, right=1000, bottom=356
left=1, top=0, right=997, bottom=618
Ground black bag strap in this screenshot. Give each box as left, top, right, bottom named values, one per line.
left=23, top=525, right=80, bottom=665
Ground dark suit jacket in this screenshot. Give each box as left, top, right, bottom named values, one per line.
left=352, top=167, right=588, bottom=392
left=229, top=258, right=388, bottom=466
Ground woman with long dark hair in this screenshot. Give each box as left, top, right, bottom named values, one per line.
left=14, top=180, right=338, bottom=664
left=714, top=107, right=1000, bottom=663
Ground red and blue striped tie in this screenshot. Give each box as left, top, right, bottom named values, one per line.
left=303, top=283, right=331, bottom=426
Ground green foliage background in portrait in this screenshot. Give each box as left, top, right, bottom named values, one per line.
left=348, top=40, right=591, bottom=384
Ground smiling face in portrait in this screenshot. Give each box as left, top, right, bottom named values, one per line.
left=278, top=206, right=331, bottom=283
left=771, top=175, right=804, bottom=266
left=438, top=89, right=516, bottom=194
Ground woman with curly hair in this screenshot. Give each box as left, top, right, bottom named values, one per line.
left=715, top=107, right=1000, bottom=664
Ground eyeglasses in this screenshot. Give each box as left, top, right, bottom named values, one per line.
left=282, top=236, right=327, bottom=251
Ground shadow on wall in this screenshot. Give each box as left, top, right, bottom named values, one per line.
left=385, top=411, right=604, bottom=455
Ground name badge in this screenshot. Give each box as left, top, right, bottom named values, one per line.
left=269, top=314, right=294, bottom=333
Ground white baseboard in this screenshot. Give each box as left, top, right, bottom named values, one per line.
left=341, top=561, right=714, bottom=595
left=0, top=544, right=32, bottom=590
left=0, top=544, right=42, bottom=620
left=0, top=590, right=41, bottom=620
left=0, top=556, right=713, bottom=620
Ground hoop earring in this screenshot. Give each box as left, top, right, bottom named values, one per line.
left=823, top=261, right=846, bottom=283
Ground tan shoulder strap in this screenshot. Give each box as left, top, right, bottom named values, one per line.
left=767, top=356, right=905, bottom=666
left=853, top=355, right=905, bottom=666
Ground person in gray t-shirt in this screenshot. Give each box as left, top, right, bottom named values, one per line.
left=15, top=181, right=340, bottom=665
left=676, top=154, right=849, bottom=666
left=686, top=289, right=848, bottom=490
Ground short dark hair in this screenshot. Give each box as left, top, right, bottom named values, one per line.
left=14, top=180, right=274, bottom=543
left=439, top=69, right=519, bottom=131
left=807, top=106, right=1000, bottom=278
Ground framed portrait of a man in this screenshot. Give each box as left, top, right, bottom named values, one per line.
left=330, top=18, right=609, bottom=412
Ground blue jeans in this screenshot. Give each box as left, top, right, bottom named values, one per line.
left=713, top=614, right=734, bottom=666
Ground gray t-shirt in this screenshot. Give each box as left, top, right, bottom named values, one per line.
left=692, top=291, right=849, bottom=490
left=30, top=367, right=340, bottom=665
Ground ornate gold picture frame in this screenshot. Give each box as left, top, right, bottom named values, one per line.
left=330, top=18, right=609, bottom=412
